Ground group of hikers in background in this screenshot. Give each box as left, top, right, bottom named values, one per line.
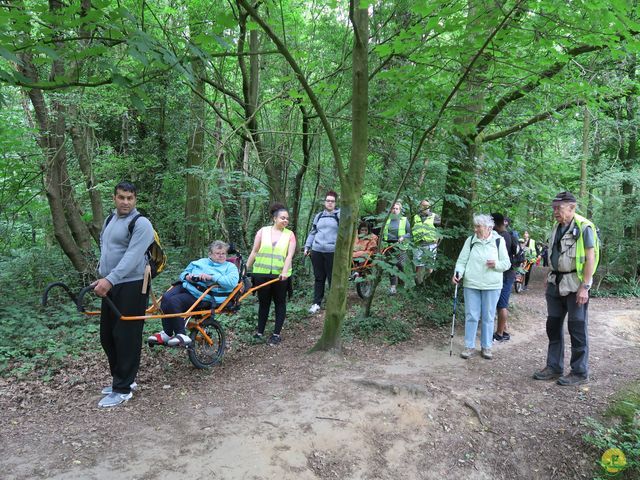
left=93, top=181, right=598, bottom=408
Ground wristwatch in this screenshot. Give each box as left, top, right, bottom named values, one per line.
left=582, top=282, right=592, bottom=291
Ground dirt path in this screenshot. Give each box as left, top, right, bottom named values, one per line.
left=2, top=269, right=639, bottom=480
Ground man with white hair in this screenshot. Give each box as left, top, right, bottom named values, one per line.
left=533, top=191, right=598, bottom=386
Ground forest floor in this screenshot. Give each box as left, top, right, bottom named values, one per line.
left=2, top=267, right=639, bottom=480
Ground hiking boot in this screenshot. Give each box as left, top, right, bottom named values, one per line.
left=501, top=332, right=511, bottom=341
left=268, top=334, right=281, bottom=346
left=167, top=333, right=192, bottom=347
left=481, top=348, right=493, bottom=359
left=533, top=366, right=563, bottom=380
left=253, top=332, right=264, bottom=340
left=98, top=391, right=133, bottom=408
left=557, top=373, right=589, bottom=386
left=308, top=304, right=321, bottom=314
left=101, top=382, right=137, bottom=396
left=148, top=331, right=171, bottom=345
left=493, top=332, right=504, bottom=342
left=389, top=285, right=397, bottom=295
left=460, top=348, right=475, bottom=359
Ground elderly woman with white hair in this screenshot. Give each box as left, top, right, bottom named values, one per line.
left=452, top=214, right=511, bottom=359
left=149, top=240, right=239, bottom=347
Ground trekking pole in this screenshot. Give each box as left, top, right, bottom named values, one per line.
left=449, top=273, right=460, bottom=356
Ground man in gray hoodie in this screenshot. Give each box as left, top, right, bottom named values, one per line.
left=94, top=181, right=155, bottom=408
left=304, top=191, right=340, bottom=313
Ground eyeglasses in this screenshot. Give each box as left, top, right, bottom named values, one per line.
left=210, top=251, right=227, bottom=257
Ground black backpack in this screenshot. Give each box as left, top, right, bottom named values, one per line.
left=105, top=213, right=167, bottom=278
left=508, top=232, right=525, bottom=266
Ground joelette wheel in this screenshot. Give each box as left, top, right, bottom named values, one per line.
left=188, top=319, right=225, bottom=368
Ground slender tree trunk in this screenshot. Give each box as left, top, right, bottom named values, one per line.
left=310, top=0, right=369, bottom=351
left=623, top=55, right=638, bottom=278
left=69, top=105, right=103, bottom=242
left=290, top=106, right=312, bottom=238
left=580, top=106, right=590, bottom=205
left=185, top=55, right=208, bottom=257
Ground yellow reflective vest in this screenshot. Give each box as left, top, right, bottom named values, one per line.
left=574, top=214, right=600, bottom=281
left=413, top=214, right=437, bottom=243
left=252, top=226, right=293, bottom=276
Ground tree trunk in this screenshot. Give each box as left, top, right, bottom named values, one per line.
left=580, top=106, right=589, bottom=206
left=184, top=53, right=208, bottom=257
left=310, top=1, right=369, bottom=351
left=69, top=106, right=103, bottom=243
left=290, top=106, right=313, bottom=238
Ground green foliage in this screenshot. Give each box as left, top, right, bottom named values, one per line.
left=583, top=382, right=640, bottom=479
left=598, top=275, right=640, bottom=298
left=0, top=246, right=99, bottom=379
left=342, top=304, right=412, bottom=345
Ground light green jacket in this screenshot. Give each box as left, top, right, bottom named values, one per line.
left=454, top=231, right=511, bottom=290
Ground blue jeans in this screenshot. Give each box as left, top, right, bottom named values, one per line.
left=463, top=287, right=501, bottom=349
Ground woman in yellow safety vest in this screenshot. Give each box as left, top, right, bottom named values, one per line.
left=246, top=202, right=297, bottom=345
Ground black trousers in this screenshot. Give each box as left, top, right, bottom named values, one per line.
left=254, top=274, right=289, bottom=335
left=159, top=285, right=210, bottom=336
left=311, top=250, right=334, bottom=305
left=100, top=280, right=149, bottom=394
left=545, top=282, right=589, bottom=375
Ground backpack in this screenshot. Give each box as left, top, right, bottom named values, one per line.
left=313, top=210, right=340, bottom=227
left=508, top=232, right=525, bottom=266
left=105, top=213, right=167, bottom=278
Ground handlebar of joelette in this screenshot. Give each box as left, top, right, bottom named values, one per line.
left=77, top=284, right=122, bottom=320
left=42, top=282, right=77, bottom=307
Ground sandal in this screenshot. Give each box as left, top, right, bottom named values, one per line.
left=167, top=333, right=192, bottom=347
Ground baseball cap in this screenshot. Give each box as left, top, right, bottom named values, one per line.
left=551, top=191, right=577, bottom=205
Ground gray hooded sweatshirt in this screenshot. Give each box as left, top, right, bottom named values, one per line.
left=99, top=208, right=155, bottom=286
left=304, top=209, right=340, bottom=253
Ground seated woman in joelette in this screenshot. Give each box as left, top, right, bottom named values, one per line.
left=149, top=240, right=239, bottom=347
left=353, top=222, right=378, bottom=262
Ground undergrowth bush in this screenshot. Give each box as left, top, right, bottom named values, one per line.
left=599, top=274, right=640, bottom=298
left=0, top=247, right=99, bottom=379
left=583, top=382, right=640, bottom=479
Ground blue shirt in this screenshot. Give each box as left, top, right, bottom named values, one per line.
left=180, top=258, right=240, bottom=304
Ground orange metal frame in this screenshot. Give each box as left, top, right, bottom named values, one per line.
left=81, top=277, right=281, bottom=347
left=350, top=245, right=394, bottom=274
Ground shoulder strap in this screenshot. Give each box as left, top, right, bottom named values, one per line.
left=105, top=213, right=115, bottom=228
left=128, top=213, right=144, bottom=237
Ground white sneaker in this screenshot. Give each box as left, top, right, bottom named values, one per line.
left=98, top=391, right=133, bottom=408
left=167, top=333, right=192, bottom=347
left=389, top=285, right=397, bottom=295
left=308, top=304, right=321, bottom=314
left=148, top=331, right=171, bottom=345
left=101, top=382, right=138, bottom=395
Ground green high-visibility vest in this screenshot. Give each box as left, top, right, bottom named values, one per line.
left=412, top=214, right=437, bottom=243
left=525, top=238, right=537, bottom=261
left=574, top=214, right=600, bottom=281
left=253, top=226, right=293, bottom=275
left=383, top=216, right=408, bottom=243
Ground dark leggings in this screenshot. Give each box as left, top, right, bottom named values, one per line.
left=100, top=280, right=148, bottom=394
left=254, top=274, right=288, bottom=335
left=525, top=265, right=534, bottom=286
left=160, top=285, right=210, bottom=336
left=311, top=250, right=334, bottom=305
